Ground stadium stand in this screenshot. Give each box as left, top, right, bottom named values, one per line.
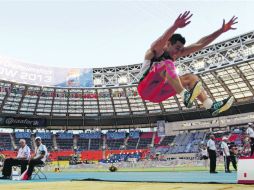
left=77, top=132, right=102, bottom=150
left=126, top=131, right=140, bottom=149
left=0, top=133, right=13, bottom=151
left=126, top=138, right=139, bottom=149
left=90, top=138, right=103, bottom=150
left=0, top=126, right=252, bottom=162
left=160, top=135, right=176, bottom=146
left=137, top=132, right=153, bottom=149
left=106, top=131, right=126, bottom=150
left=56, top=132, right=74, bottom=150
left=167, top=132, right=206, bottom=154
left=76, top=137, right=89, bottom=151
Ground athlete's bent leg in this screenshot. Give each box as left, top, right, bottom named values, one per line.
left=162, top=64, right=202, bottom=108
left=180, top=73, right=234, bottom=116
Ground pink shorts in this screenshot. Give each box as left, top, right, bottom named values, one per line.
left=137, top=60, right=177, bottom=103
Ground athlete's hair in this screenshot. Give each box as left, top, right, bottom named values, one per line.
left=169, top=34, right=186, bottom=45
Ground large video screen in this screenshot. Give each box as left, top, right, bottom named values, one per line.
left=0, top=56, right=93, bottom=87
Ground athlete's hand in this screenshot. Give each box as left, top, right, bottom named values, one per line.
left=221, top=16, right=238, bottom=32
left=174, top=11, right=192, bottom=28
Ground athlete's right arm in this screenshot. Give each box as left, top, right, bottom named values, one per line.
left=146, top=11, right=192, bottom=59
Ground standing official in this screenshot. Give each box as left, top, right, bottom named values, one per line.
left=200, top=146, right=209, bottom=168
left=221, top=137, right=231, bottom=173
left=229, top=142, right=237, bottom=171
left=246, top=122, right=254, bottom=156
left=207, top=134, right=217, bottom=173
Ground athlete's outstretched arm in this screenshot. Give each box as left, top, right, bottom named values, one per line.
left=177, top=16, right=238, bottom=58
left=145, top=11, right=192, bottom=60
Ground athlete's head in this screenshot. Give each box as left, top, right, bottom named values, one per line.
left=166, top=34, right=186, bottom=55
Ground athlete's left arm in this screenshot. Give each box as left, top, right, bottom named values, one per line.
left=176, top=16, right=238, bottom=58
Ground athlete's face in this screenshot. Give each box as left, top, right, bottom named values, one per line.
left=167, top=41, right=184, bottom=55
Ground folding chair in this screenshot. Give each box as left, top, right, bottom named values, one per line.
left=32, top=164, right=47, bottom=180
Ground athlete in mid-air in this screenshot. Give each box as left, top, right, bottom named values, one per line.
left=138, top=11, right=238, bottom=116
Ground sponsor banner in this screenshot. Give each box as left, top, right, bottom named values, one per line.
left=57, top=133, right=73, bottom=139
left=0, top=116, right=47, bottom=127
left=36, top=132, right=52, bottom=140
left=0, top=56, right=93, bottom=87
left=107, top=131, right=126, bottom=139
left=15, top=132, right=31, bottom=139
left=157, top=120, right=166, bottom=137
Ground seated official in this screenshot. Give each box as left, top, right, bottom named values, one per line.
left=23, top=137, right=47, bottom=180
left=0, top=139, right=31, bottom=179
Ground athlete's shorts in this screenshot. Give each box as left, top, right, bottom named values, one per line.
left=137, top=60, right=178, bottom=103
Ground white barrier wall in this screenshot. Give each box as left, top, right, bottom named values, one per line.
left=237, top=157, right=254, bottom=184
left=165, top=112, right=254, bottom=135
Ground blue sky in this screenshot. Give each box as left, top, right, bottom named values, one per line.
left=0, top=0, right=253, bottom=68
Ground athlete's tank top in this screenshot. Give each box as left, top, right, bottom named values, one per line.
left=138, top=51, right=174, bottom=82
left=150, top=51, right=174, bottom=66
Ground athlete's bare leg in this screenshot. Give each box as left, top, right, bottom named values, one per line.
left=180, top=73, right=208, bottom=103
